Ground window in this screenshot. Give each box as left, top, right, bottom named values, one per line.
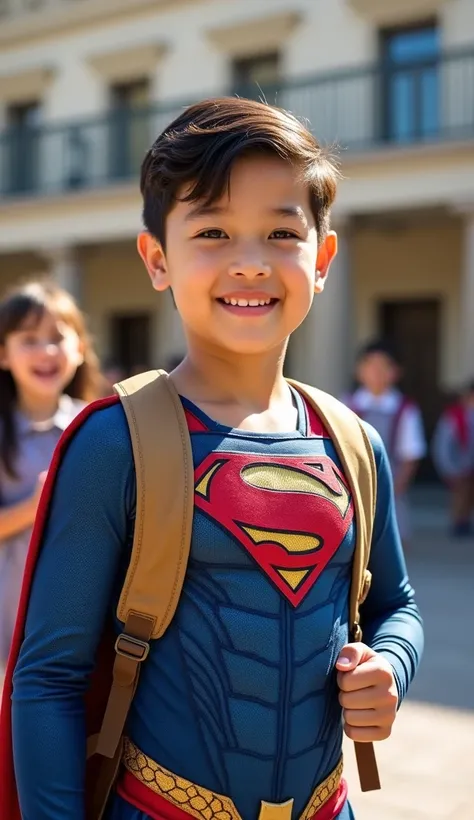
left=232, top=52, right=280, bottom=99
left=110, top=78, right=150, bottom=109
left=108, top=78, right=150, bottom=180
left=6, top=99, right=42, bottom=194
left=110, top=313, right=152, bottom=375
left=380, top=21, right=440, bottom=143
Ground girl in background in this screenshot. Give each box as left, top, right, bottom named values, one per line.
left=0, top=280, right=101, bottom=665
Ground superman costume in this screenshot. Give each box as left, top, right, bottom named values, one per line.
left=4, top=386, right=423, bottom=819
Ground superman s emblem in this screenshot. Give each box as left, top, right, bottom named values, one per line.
left=194, top=453, right=354, bottom=606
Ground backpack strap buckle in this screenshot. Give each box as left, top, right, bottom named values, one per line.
left=115, top=633, right=150, bottom=662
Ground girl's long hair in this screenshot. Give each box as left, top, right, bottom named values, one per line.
left=0, top=279, right=102, bottom=478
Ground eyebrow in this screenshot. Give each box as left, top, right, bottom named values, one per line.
left=271, top=206, right=307, bottom=222
left=185, top=204, right=308, bottom=222
left=185, top=204, right=226, bottom=221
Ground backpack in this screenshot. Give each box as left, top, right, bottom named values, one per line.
left=3, top=370, right=380, bottom=819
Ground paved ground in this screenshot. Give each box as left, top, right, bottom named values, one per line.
left=344, top=488, right=474, bottom=819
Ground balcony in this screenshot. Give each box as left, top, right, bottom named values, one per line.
left=0, top=0, right=166, bottom=45
left=0, top=0, right=81, bottom=19
left=1, top=46, right=474, bottom=199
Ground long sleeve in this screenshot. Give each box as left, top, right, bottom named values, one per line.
left=360, top=424, right=424, bottom=703
left=12, top=403, right=136, bottom=820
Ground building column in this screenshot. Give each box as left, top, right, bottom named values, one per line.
left=157, top=292, right=186, bottom=369
left=459, top=211, right=474, bottom=383
left=291, top=217, right=353, bottom=397
left=40, top=244, right=82, bottom=303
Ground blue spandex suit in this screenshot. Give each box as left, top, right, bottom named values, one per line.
left=11, top=387, right=423, bottom=819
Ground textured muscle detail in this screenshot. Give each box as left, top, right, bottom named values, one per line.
left=122, top=738, right=343, bottom=820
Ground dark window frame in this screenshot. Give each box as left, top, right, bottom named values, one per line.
left=378, top=18, right=440, bottom=143
left=231, top=51, right=281, bottom=99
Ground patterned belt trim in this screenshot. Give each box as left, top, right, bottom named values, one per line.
left=122, top=737, right=344, bottom=820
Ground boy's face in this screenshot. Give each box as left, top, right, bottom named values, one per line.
left=357, top=352, right=400, bottom=396
left=138, top=154, right=337, bottom=357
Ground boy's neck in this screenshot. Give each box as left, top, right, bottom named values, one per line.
left=170, top=344, right=290, bottom=413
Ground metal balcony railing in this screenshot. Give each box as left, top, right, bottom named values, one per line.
left=1, top=46, right=474, bottom=199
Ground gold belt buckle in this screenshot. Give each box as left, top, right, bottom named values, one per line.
left=258, top=798, right=294, bottom=820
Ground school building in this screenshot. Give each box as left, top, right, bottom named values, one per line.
left=0, top=0, right=474, bottom=446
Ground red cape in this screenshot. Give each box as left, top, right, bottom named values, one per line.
left=0, top=395, right=120, bottom=819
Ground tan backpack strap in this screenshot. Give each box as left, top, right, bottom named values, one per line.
left=288, top=380, right=380, bottom=792
left=94, top=370, right=194, bottom=764
left=115, top=370, right=194, bottom=637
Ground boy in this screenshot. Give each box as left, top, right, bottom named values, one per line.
left=343, top=340, right=426, bottom=545
left=5, top=98, right=423, bottom=819
left=433, top=380, right=474, bottom=536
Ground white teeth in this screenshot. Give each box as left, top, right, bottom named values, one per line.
left=221, top=297, right=273, bottom=307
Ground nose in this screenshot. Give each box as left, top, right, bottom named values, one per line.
left=228, top=244, right=271, bottom=279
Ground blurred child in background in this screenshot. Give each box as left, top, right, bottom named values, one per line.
left=0, top=280, right=101, bottom=665
left=433, top=380, right=474, bottom=536
left=343, top=340, right=426, bottom=545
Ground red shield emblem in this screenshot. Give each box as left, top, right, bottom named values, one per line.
left=194, top=453, right=353, bottom=606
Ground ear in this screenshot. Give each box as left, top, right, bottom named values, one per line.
left=314, top=231, right=338, bottom=294
left=137, top=232, right=170, bottom=292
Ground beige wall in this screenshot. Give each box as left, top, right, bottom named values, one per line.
left=81, top=241, right=171, bottom=366
left=0, top=252, right=48, bottom=294
left=352, top=216, right=463, bottom=388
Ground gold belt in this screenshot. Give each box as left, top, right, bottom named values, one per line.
left=122, top=737, right=343, bottom=820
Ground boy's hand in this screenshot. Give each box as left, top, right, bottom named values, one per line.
left=336, top=643, right=398, bottom=742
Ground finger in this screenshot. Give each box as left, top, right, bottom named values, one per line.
left=343, top=707, right=394, bottom=728
left=344, top=724, right=392, bottom=742
left=339, top=686, right=389, bottom=710
left=336, top=642, right=375, bottom=672
left=337, top=660, right=394, bottom=693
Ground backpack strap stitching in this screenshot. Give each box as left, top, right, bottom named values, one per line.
left=157, top=372, right=193, bottom=634
left=114, top=375, right=152, bottom=620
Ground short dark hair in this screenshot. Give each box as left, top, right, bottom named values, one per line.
left=140, top=97, right=339, bottom=247
left=357, top=339, right=401, bottom=366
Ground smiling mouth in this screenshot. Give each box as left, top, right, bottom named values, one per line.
left=32, top=367, right=60, bottom=378
left=217, top=297, right=278, bottom=308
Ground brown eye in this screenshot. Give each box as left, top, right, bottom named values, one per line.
left=197, top=229, right=227, bottom=239
left=270, top=230, right=298, bottom=239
